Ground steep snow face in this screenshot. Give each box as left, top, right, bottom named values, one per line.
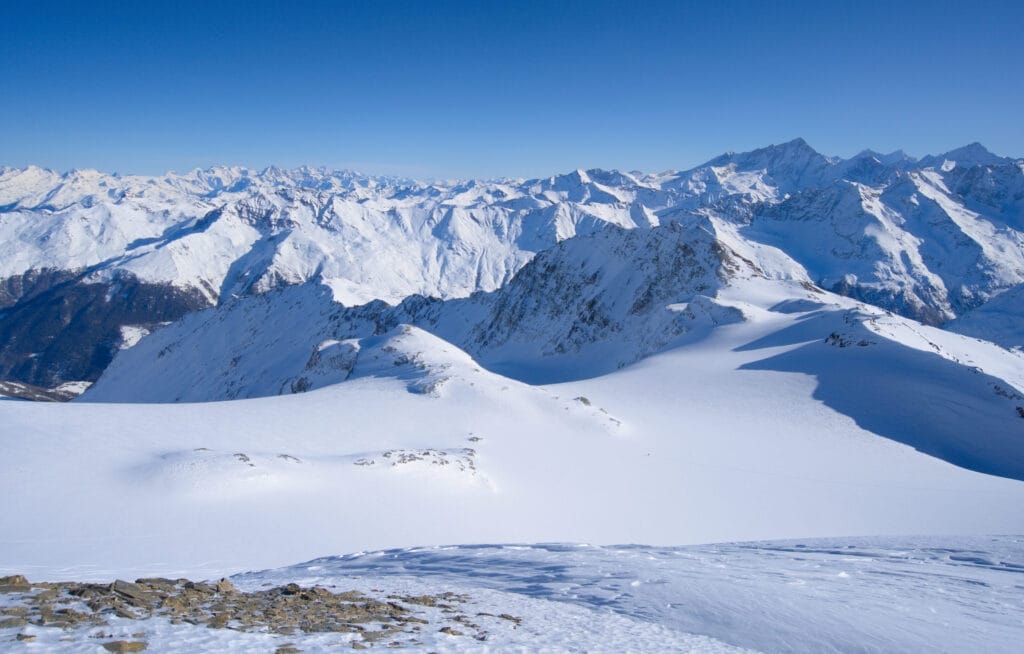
left=946, top=283, right=1024, bottom=348
left=745, top=173, right=1024, bottom=324
left=698, top=138, right=837, bottom=196
left=83, top=283, right=349, bottom=402
left=450, top=219, right=753, bottom=382
left=917, top=142, right=1016, bottom=170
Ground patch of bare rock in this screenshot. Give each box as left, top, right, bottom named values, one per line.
left=0, top=574, right=519, bottom=649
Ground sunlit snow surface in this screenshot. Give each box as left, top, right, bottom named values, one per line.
left=7, top=539, right=1022, bottom=653
left=288, top=538, right=1024, bottom=653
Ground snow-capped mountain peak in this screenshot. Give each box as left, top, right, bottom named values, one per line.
left=919, top=142, right=1015, bottom=169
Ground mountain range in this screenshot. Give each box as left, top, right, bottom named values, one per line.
left=1, top=139, right=1022, bottom=393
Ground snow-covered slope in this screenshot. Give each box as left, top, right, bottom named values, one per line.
left=5, top=538, right=1023, bottom=653
left=4, top=296, right=1024, bottom=580
left=254, top=538, right=1024, bottom=654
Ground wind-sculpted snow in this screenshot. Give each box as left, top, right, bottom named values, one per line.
left=5, top=538, right=1021, bottom=652
left=269, top=537, right=1024, bottom=653
left=741, top=306, right=1024, bottom=480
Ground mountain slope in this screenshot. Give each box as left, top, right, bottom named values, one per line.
left=6, top=291, right=1024, bottom=580
left=946, top=282, right=1024, bottom=348
left=84, top=219, right=755, bottom=400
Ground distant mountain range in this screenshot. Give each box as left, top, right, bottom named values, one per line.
left=1, top=139, right=1022, bottom=392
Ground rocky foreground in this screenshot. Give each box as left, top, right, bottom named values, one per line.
left=0, top=574, right=520, bottom=651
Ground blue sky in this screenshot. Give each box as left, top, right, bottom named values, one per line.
left=2, top=0, right=1021, bottom=178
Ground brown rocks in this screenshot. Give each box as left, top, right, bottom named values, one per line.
left=111, top=580, right=158, bottom=609
left=439, top=626, right=464, bottom=636
left=0, top=574, right=31, bottom=593
left=134, top=578, right=179, bottom=591
left=214, top=578, right=236, bottom=594
left=0, top=575, right=515, bottom=649
left=102, top=641, right=148, bottom=653
left=0, top=617, right=28, bottom=628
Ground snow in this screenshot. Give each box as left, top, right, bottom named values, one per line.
left=4, top=539, right=1022, bottom=652
left=264, top=538, right=1024, bottom=653
left=117, top=325, right=151, bottom=350
left=947, top=283, right=1024, bottom=348
left=3, top=285, right=1024, bottom=581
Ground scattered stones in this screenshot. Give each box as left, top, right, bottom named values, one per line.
left=498, top=613, right=522, bottom=625
left=360, top=449, right=478, bottom=473
left=0, top=574, right=519, bottom=648
left=826, top=331, right=874, bottom=348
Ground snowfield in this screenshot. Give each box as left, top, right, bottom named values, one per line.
left=3, top=286, right=1024, bottom=580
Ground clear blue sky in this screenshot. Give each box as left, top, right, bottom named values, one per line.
left=2, top=0, right=1021, bottom=178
